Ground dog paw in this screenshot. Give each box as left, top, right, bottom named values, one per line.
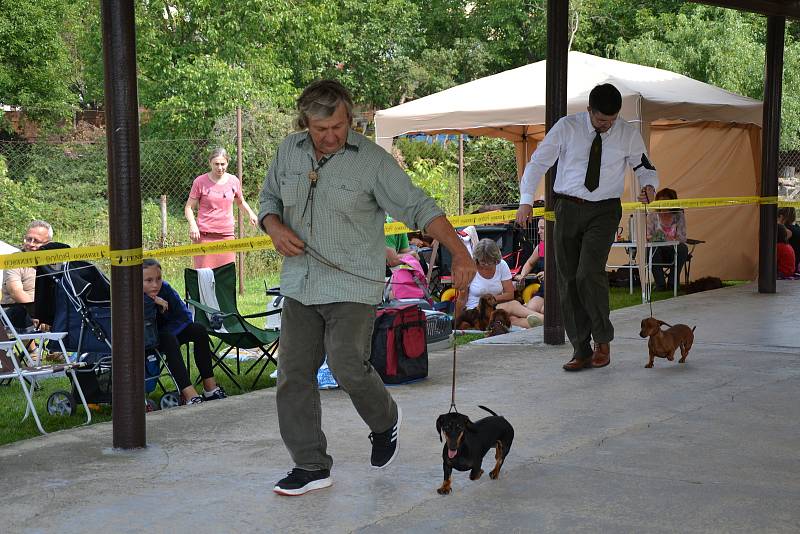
left=489, top=469, right=500, bottom=479
left=437, top=487, right=451, bottom=495
left=645, top=363, right=654, bottom=368
left=469, top=469, right=484, bottom=481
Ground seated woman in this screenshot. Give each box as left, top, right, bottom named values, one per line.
left=513, top=218, right=546, bottom=319
left=142, top=259, right=226, bottom=405
left=455, top=239, right=543, bottom=330
left=646, top=188, right=689, bottom=290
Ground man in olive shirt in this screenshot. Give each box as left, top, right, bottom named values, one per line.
left=259, top=79, right=475, bottom=496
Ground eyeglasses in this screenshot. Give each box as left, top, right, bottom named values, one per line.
left=23, top=236, right=49, bottom=245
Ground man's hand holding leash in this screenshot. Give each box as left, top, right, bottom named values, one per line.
left=424, top=215, right=476, bottom=291
left=638, top=185, right=655, bottom=204
left=262, top=214, right=305, bottom=257
left=515, top=204, right=533, bottom=228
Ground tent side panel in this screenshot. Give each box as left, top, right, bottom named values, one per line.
left=649, top=122, right=761, bottom=281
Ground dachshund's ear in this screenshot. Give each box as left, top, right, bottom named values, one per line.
left=436, top=416, right=443, bottom=442
left=656, top=319, right=668, bottom=327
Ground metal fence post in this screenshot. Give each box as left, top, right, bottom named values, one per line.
left=458, top=134, right=465, bottom=215
left=160, top=194, right=167, bottom=248
left=237, top=107, right=245, bottom=295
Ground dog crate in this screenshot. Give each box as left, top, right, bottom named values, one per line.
left=424, top=309, right=453, bottom=351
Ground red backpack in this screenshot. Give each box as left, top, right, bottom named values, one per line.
left=370, top=304, right=428, bottom=384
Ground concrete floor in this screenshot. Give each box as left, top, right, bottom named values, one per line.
left=1, top=282, right=798, bottom=533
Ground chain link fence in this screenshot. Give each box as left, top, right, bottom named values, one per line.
left=779, top=150, right=800, bottom=200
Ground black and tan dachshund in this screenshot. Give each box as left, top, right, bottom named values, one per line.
left=435, top=405, right=514, bottom=495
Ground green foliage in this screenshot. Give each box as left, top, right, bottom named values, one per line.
left=0, top=0, right=79, bottom=125
left=406, top=158, right=458, bottom=215
left=212, top=104, right=295, bottom=197
left=614, top=6, right=800, bottom=150
left=0, top=164, right=45, bottom=242
left=396, top=137, right=455, bottom=166
left=463, top=138, right=518, bottom=210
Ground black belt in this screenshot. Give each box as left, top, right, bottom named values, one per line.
left=554, top=193, right=618, bottom=205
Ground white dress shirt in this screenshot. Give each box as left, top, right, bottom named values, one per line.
left=520, top=111, right=658, bottom=204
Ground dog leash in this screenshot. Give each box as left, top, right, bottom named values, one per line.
left=642, top=193, right=655, bottom=319
left=304, top=240, right=463, bottom=412
left=449, top=290, right=460, bottom=414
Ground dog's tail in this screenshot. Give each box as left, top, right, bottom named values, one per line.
left=478, top=405, right=499, bottom=417
left=691, top=326, right=697, bottom=332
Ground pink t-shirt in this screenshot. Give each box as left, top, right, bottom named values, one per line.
left=189, top=173, right=242, bottom=234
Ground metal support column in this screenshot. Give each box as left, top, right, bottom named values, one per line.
left=102, top=0, right=145, bottom=448
left=758, top=15, right=785, bottom=294
left=543, top=0, right=568, bottom=345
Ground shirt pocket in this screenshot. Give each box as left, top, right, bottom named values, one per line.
left=280, top=172, right=305, bottom=207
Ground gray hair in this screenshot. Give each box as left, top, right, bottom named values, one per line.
left=296, top=79, right=353, bottom=129
left=473, top=238, right=501, bottom=265
left=27, top=219, right=53, bottom=240
left=209, top=147, right=229, bottom=162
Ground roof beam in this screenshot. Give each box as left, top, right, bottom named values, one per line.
left=688, top=0, right=800, bottom=18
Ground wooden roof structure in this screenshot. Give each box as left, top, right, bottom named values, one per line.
left=690, top=0, right=800, bottom=18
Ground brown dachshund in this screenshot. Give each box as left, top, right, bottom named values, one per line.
left=639, top=317, right=696, bottom=368
left=457, top=294, right=497, bottom=330
left=486, top=309, right=511, bottom=337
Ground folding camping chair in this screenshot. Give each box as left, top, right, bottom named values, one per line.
left=184, top=262, right=280, bottom=390
left=0, top=305, right=91, bottom=434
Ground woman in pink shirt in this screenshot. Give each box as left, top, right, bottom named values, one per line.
left=185, top=148, right=259, bottom=268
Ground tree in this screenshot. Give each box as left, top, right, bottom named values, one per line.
left=0, top=0, right=81, bottom=125
left=78, top=0, right=298, bottom=139
left=615, top=6, right=800, bottom=150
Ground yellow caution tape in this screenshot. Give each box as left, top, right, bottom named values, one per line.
left=0, top=197, right=795, bottom=268
left=146, top=236, right=275, bottom=259
left=108, top=247, right=144, bottom=266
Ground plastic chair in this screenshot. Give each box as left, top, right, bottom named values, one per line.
left=0, top=306, right=91, bottom=434
left=184, top=262, right=280, bottom=390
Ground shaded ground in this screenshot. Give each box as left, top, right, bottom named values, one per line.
left=1, top=282, right=798, bottom=533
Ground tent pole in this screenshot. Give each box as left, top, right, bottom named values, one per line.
left=458, top=134, right=464, bottom=215
left=543, top=0, right=568, bottom=345
left=758, top=15, right=784, bottom=294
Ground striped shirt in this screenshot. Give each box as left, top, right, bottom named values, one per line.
left=258, top=129, right=443, bottom=305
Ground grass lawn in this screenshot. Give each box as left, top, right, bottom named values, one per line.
left=0, top=274, right=277, bottom=446
left=0, top=279, right=741, bottom=446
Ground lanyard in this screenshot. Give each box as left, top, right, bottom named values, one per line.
left=302, top=153, right=336, bottom=230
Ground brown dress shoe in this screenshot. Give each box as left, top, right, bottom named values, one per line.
left=591, top=343, right=611, bottom=368
left=563, top=357, right=592, bottom=372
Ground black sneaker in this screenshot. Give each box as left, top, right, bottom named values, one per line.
left=203, top=386, right=227, bottom=401
left=369, top=406, right=402, bottom=469
left=273, top=468, right=332, bottom=496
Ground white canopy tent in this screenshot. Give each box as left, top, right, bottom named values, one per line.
left=375, top=51, right=763, bottom=281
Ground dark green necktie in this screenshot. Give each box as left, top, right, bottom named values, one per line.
left=584, top=130, right=602, bottom=192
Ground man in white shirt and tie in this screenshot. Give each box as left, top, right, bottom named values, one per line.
left=515, top=84, right=658, bottom=371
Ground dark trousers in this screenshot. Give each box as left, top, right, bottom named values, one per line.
left=277, top=297, right=397, bottom=471
left=158, top=322, right=214, bottom=391
left=554, top=197, right=622, bottom=359
left=2, top=304, right=34, bottom=332
left=651, top=243, right=689, bottom=289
